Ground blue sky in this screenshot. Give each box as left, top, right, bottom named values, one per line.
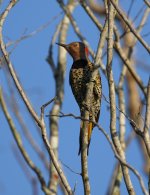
left=0, top=1, right=150, bottom=195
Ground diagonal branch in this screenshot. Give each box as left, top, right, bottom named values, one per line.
left=0, top=1, right=72, bottom=194
left=0, top=88, right=49, bottom=195
left=80, top=0, right=147, bottom=97
left=110, top=0, right=150, bottom=54
left=0, top=0, right=41, bottom=126
left=144, top=0, right=150, bottom=8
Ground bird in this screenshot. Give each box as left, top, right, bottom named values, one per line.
left=56, top=42, right=102, bottom=155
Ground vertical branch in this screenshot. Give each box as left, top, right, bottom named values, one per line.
left=79, top=7, right=108, bottom=193
left=79, top=5, right=109, bottom=194
left=109, top=66, right=127, bottom=195
left=81, top=111, right=91, bottom=195
left=47, top=1, right=77, bottom=194
left=108, top=5, right=150, bottom=195
left=118, top=66, right=127, bottom=150
left=143, top=78, right=150, bottom=157
left=106, top=1, right=135, bottom=194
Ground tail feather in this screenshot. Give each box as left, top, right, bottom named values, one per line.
left=78, top=121, right=93, bottom=155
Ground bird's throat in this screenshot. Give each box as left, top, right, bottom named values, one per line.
left=72, top=59, right=88, bottom=69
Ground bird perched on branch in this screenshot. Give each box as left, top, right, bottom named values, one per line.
left=56, top=42, right=102, bottom=155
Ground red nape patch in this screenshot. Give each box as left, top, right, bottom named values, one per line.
left=85, top=46, right=89, bottom=56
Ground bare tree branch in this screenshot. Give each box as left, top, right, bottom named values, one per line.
left=110, top=0, right=150, bottom=54
left=142, top=78, right=150, bottom=157
left=47, top=1, right=77, bottom=193
left=0, top=88, right=49, bottom=195
left=144, top=0, right=150, bottom=8
left=0, top=1, right=72, bottom=194
left=0, top=0, right=41, bottom=125
left=48, top=111, right=149, bottom=195
left=1, top=1, right=150, bottom=194
left=106, top=1, right=135, bottom=194
left=79, top=0, right=146, bottom=96
left=6, top=11, right=63, bottom=48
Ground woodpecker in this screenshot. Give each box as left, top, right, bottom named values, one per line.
left=56, top=42, right=102, bottom=155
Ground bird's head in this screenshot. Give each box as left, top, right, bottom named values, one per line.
left=56, top=42, right=89, bottom=61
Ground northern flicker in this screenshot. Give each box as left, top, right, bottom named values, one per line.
left=56, top=42, right=102, bottom=155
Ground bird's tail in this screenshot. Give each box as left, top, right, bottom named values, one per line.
left=78, top=121, right=93, bottom=155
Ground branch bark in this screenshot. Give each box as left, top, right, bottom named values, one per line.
left=106, top=1, right=135, bottom=194
left=110, top=0, right=150, bottom=54
left=0, top=88, right=49, bottom=195
left=47, top=1, right=77, bottom=193
left=0, top=1, right=72, bottom=194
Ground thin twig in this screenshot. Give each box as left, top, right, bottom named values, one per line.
left=46, top=22, right=61, bottom=75
left=80, top=1, right=103, bottom=31
left=102, top=93, right=143, bottom=133
left=114, top=41, right=146, bottom=96
left=41, top=97, right=57, bottom=120
left=127, top=0, right=135, bottom=18
left=6, top=11, right=63, bottom=48
left=61, top=161, right=81, bottom=176
left=12, top=144, right=39, bottom=195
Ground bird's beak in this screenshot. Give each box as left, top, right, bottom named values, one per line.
left=56, top=42, right=68, bottom=49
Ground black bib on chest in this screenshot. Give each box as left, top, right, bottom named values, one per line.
left=71, top=59, right=88, bottom=69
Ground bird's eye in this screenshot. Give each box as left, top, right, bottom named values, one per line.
left=74, top=43, right=77, bottom=47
